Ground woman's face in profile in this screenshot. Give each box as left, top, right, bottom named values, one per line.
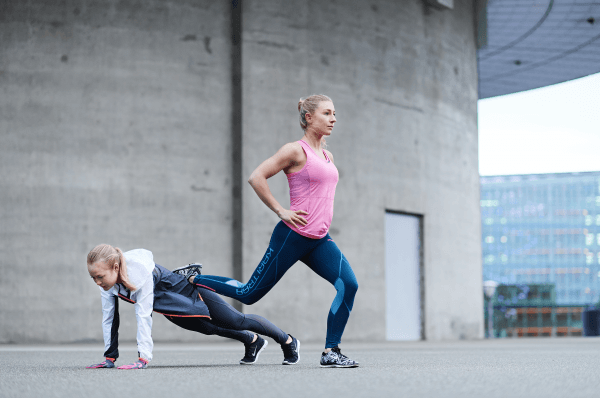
left=308, top=101, right=336, bottom=135
left=88, top=261, right=119, bottom=291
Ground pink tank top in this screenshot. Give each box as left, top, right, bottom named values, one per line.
left=283, top=140, right=339, bottom=239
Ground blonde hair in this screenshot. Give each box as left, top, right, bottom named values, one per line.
left=87, top=244, right=137, bottom=291
left=297, top=94, right=332, bottom=131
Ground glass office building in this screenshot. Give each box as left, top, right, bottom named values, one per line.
left=481, top=172, right=600, bottom=306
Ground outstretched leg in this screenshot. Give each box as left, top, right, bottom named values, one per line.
left=198, top=287, right=289, bottom=345
left=194, top=221, right=314, bottom=305
left=164, top=314, right=254, bottom=345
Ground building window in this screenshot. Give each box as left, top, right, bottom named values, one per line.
left=586, top=234, right=594, bottom=246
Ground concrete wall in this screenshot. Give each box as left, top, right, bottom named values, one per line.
left=241, top=0, right=483, bottom=342
left=0, top=0, right=483, bottom=344
left=0, top=0, right=235, bottom=343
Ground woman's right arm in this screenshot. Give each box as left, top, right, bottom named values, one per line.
left=86, top=289, right=118, bottom=368
left=247, top=142, right=308, bottom=228
left=100, top=289, right=119, bottom=360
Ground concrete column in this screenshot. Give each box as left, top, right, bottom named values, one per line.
left=241, top=0, right=483, bottom=342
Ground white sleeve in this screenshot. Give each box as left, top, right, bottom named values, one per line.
left=131, top=276, right=154, bottom=362
left=100, top=287, right=117, bottom=357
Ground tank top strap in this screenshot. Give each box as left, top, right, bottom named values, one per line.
left=298, top=139, right=312, bottom=154
left=298, top=139, right=327, bottom=161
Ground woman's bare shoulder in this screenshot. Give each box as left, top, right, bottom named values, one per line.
left=273, top=141, right=306, bottom=173
left=277, top=141, right=304, bottom=160
left=324, top=149, right=334, bottom=163
left=280, top=141, right=303, bottom=151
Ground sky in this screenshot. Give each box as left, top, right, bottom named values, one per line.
left=478, top=72, right=600, bottom=176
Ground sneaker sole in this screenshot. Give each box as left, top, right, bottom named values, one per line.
left=319, top=363, right=359, bottom=368
left=281, top=339, right=300, bottom=365
left=239, top=340, right=268, bottom=365
left=172, top=264, right=201, bottom=273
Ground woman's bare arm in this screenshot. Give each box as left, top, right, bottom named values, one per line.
left=248, top=143, right=308, bottom=228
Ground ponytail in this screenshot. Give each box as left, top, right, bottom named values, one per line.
left=113, top=247, right=136, bottom=291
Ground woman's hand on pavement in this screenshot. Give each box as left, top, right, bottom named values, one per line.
left=86, top=358, right=115, bottom=369
left=116, top=358, right=148, bottom=369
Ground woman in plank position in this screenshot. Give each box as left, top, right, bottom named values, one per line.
left=85, top=244, right=299, bottom=369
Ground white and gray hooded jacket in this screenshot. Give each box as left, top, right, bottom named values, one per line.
left=99, top=249, right=155, bottom=362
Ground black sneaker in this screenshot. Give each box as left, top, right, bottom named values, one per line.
left=172, top=263, right=202, bottom=281
left=320, top=347, right=359, bottom=368
left=281, top=335, right=300, bottom=365
left=240, top=335, right=268, bottom=365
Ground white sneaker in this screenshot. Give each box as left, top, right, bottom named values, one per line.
left=320, top=347, right=358, bottom=368
left=172, top=263, right=202, bottom=280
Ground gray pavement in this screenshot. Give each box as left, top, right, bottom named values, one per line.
left=1, top=338, right=600, bottom=398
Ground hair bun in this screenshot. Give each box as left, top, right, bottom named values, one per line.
left=298, top=98, right=305, bottom=113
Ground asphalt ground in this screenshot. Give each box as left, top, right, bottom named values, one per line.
left=1, top=338, right=599, bottom=398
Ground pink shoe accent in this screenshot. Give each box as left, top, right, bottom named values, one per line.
left=117, top=358, right=148, bottom=369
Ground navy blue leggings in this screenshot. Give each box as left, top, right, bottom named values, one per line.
left=165, top=287, right=289, bottom=346
left=195, top=221, right=358, bottom=349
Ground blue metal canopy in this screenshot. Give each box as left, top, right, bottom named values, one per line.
left=478, top=0, right=600, bottom=99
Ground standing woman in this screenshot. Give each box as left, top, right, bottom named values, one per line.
left=192, top=94, right=359, bottom=367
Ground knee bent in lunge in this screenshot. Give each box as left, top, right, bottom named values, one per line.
left=345, top=279, right=358, bottom=297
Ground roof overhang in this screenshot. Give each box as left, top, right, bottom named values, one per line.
left=477, top=0, right=600, bottom=99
